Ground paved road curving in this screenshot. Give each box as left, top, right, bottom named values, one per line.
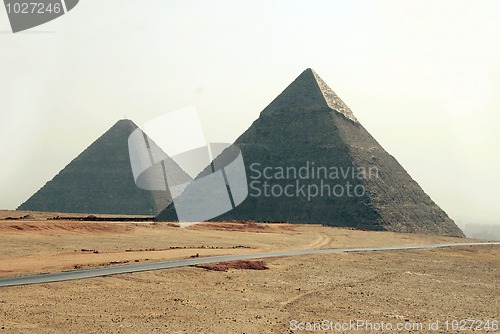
left=0, top=242, right=498, bottom=287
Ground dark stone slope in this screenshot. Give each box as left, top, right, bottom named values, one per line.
left=18, top=119, right=170, bottom=215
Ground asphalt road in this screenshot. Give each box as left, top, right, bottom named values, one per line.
left=0, top=242, right=498, bottom=287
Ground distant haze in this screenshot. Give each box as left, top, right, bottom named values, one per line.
left=1, top=1, right=499, bottom=228
left=461, top=225, right=500, bottom=241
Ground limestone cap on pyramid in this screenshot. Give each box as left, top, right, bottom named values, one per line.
left=262, top=68, right=357, bottom=122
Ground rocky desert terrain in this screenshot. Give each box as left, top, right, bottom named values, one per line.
left=0, top=211, right=498, bottom=333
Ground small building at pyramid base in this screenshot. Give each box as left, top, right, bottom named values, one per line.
left=18, top=119, right=172, bottom=215
left=157, top=69, right=464, bottom=238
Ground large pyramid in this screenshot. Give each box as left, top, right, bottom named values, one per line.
left=156, top=69, right=464, bottom=238
left=18, top=119, right=173, bottom=215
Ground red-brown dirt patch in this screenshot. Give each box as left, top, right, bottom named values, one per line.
left=195, top=260, right=269, bottom=271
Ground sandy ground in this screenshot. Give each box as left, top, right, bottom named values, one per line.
left=0, top=246, right=498, bottom=333
left=0, top=211, right=498, bottom=333
left=0, top=215, right=469, bottom=278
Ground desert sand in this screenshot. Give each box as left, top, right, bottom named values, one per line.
left=0, top=211, right=498, bottom=333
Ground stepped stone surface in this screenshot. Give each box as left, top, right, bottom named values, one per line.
left=157, top=69, right=464, bottom=238
left=18, top=119, right=172, bottom=215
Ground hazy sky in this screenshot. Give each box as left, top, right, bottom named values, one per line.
left=1, top=0, right=499, bottom=227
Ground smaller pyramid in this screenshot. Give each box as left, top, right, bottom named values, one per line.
left=18, top=119, right=175, bottom=215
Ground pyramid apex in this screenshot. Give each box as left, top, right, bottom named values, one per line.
left=300, top=67, right=320, bottom=76
left=111, top=118, right=139, bottom=130
left=262, top=68, right=358, bottom=123
left=297, top=67, right=315, bottom=77
left=116, top=118, right=136, bottom=124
